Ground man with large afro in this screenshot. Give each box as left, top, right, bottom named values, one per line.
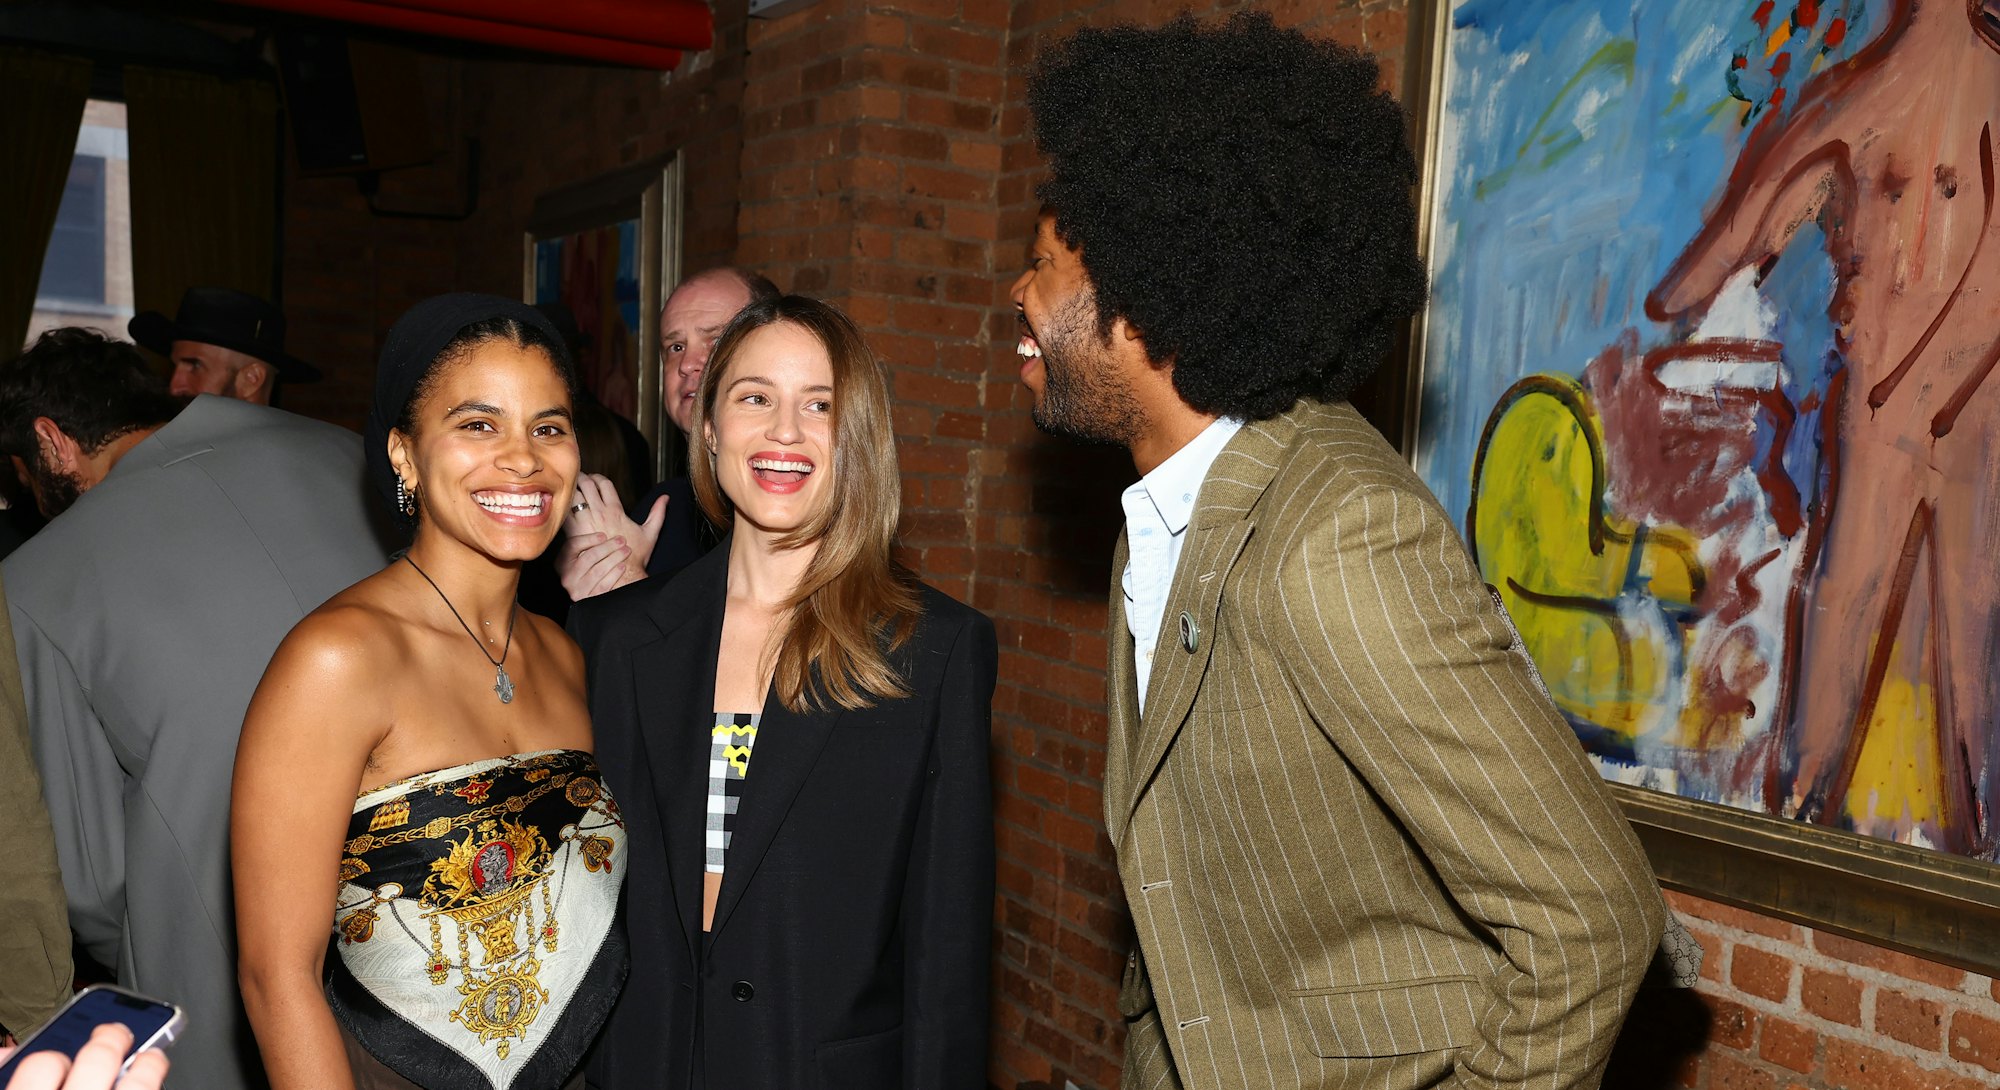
left=1011, top=13, right=1667, bottom=1090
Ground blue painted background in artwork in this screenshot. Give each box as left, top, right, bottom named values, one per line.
left=531, top=223, right=641, bottom=328
left=1415, top=0, right=1881, bottom=525
left=615, top=220, right=641, bottom=332
left=534, top=239, right=562, bottom=305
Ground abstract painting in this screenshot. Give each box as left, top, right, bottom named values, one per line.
left=531, top=220, right=643, bottom=422
left=1413, top=0, right=2000, bottom=863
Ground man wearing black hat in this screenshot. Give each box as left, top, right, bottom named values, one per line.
left=130, top=286, right=320, bottom=405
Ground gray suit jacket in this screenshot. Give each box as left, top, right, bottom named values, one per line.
left=1107, top=401, right=1666, bottom=1090
left=4, top=396, right=388, bottom=1090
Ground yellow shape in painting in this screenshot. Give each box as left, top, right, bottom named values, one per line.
left=1471, top=375, right=1700, bottom=741
left=1764, top=21, right=1792, bottom=58
left=1843, top=665, right=1940, bottom=828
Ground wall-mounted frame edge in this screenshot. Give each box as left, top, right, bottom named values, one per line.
left=652, top=151, right=684, bottom=482
left=1402, top=0, right=2000, bottom=976
left=1397, top=0, right=1452, bottom=463
left=1618, top=784, right=2000, bottom=975
left=521, top=152, right=685, bottom=480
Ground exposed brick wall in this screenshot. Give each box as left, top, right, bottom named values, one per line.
left=1663, top=891, right=2000, bottom=1090
left=735, top=0, right=1014, bottom=618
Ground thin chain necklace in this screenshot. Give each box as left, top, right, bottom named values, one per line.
left=402, top=554, right=518, bottom=704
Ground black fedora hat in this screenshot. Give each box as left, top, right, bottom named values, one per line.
left=129, top=287, right=320, bottom=384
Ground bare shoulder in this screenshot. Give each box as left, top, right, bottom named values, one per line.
left=262, top=577, right=410, bottom=697
left=240, top=576, right=406, bottom=768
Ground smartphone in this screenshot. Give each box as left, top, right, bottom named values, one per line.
left=0, top=985, right=183, bottom=1081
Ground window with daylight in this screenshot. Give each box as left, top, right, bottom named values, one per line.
left=28, top=100, right=134, bottom=345
left=39, top=155, right=107, bottom=304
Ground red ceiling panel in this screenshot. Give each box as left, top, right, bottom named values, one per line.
left=228, top=0, right=711, bottom=68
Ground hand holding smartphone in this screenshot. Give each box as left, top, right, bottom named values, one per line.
left=0, top=987, right=180, bottom=1090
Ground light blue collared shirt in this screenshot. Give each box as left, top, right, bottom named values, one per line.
left=1121, top=416, right=1244, bottom=714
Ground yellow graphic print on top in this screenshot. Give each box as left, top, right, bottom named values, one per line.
left=707, top=713, right=760, bottom=874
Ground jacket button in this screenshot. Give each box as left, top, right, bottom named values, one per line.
left=732, top=980, right=755, bottom=1002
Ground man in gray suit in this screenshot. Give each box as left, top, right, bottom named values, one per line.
left=1, top=328, right=387, bottom=1088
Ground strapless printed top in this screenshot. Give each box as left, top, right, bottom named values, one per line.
left=328, top=749, right=627, bottom=1090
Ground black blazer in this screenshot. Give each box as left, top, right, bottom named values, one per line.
left=569, top=543, right=997, bottom=1090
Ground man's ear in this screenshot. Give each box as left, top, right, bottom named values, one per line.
left=31, top=418, right=82, bottom=472
left=1109, top=316, right=1173, bottom=372
left=233, top=359, right=273, bottom=402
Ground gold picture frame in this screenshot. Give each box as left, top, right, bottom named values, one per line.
left=1398, top=0, right=2000, bottom=975
left=523, top=152, right=685, bottom=482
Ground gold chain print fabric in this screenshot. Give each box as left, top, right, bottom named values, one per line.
left=328, top=750, right=627, bottom=1090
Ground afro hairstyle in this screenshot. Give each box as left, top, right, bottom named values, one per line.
left=1027, top=12, right=1428, bottom=420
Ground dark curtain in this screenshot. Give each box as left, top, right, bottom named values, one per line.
left=124, top=65, right=279, bottom=322
left=0, top=48, right=92, bottom=354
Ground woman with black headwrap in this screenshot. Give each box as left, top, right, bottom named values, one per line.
left=231, top=295, right=627, bottom=1090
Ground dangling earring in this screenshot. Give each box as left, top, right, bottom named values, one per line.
left=396, top=476, right=417, bottom=517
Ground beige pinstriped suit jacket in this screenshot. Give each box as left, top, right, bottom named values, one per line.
left=1106, top=400, right=1666, bottom=1090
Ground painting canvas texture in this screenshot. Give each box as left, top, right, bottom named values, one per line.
left=532, top=220, right=642, bottom=421
left=1415, top=0, right=2000, bottom=861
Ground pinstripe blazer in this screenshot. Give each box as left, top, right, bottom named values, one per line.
left=1106, top=400, right=1666, bottom=1090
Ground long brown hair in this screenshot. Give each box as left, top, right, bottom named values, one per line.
left=690, top=295, right=921, bottom=712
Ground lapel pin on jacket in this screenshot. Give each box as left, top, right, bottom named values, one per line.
left=1179, top=611, right=1200, bottom=653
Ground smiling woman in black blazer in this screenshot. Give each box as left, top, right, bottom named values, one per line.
left=569, top=295, right=996, bottom=1090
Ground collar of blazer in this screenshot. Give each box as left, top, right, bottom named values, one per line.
left=1102, top=404, right=1306, bottom=841
left=625, top=537, right=845, bottom=950
left=104, top=395, right=276, bottom=479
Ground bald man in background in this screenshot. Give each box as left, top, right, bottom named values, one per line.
left=557, top=266, right=779, bottom=597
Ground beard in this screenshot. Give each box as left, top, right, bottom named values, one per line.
left=24, top=453, right=85, bottom=519
left=1029, top=291, right=1145, bottom=447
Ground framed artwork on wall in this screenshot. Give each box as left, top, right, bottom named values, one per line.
left=1402, top=0, right=2000, bottom=971
left=524, top=152, right=685, bottom=482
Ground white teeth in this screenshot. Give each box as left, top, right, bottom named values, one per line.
left=475, top=492, right=545, bottom=515
left=749, top=458, right=813, bottom=473
left=1017, top=338, right=1042, bottom=358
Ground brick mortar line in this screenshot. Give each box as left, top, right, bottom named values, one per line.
left=862, top=36, right=1010, bottom=50
left=838, top=87, right=1013, bottom=109
left=994, top=766, right=1103, bottom=796
left=860, top=5, right=1010, bottom=28
left=1693, top=975, right=1998, bottom=1078
left=994, top=670, right=1108, bottom=696
left=991, top=811, right=1104, bottom=847
left=1696, top=923, right=1999, bottom=1002
left=993, top=961, right=1125, bottom=1014
left=997, top=794, right=1107, bottom=827
left=995, top=741, right=1100, bottom=776
left=997, top=993, right=1126, bottom=1035
left=992, top=903, right=1129, bottom=961
left=750, top=115, right=1006, bottom=134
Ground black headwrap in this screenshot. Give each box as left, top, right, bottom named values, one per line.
left=364, top=292, right=569, bottom=528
